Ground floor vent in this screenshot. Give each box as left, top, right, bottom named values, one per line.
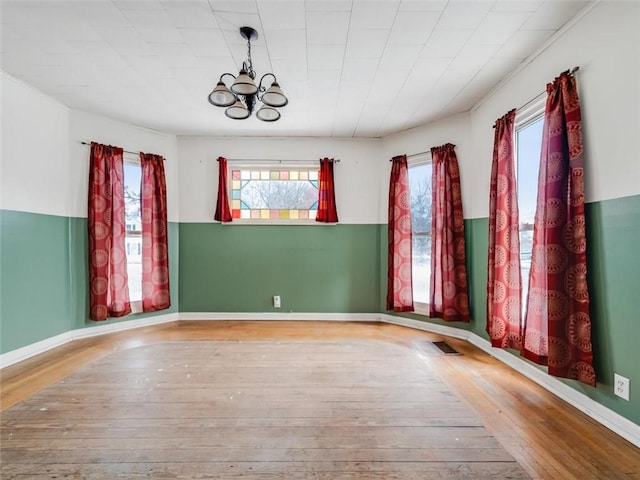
left=432, top=341, right=462, bottom=355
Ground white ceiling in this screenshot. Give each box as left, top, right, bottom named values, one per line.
left=1, top=0, right=591, bottom=138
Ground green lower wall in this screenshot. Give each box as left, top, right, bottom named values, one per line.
left=0, top=210, right=179, bottom=353
left=2, top=195, right=639, bottom=426
left=381, top=195, right=640, bottom=426
left=178, top=223, right=381, bottom=313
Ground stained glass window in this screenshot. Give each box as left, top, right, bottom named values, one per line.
left=230, top=169, right=319, bottom=220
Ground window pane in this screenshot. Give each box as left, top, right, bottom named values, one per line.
left=412, top=234, right=431, bottom=304
left=123, top=162, right=142, bottom=302
left=408, top=163, right=432, bottom=305
left=517, top=117, right=544, bottom=309
left=231, top=169, right=319, bottom=220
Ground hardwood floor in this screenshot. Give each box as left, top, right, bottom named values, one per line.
left=1, top=320, right=639, bottom=479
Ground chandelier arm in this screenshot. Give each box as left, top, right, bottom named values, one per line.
left=257, top=73, right=277, bottom=96
left=219, top=72, right=237, bottom=84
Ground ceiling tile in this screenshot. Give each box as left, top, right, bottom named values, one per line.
left=491, top=0, right=543, bottom=12
left=436, top=1, right=493, bottom=29
left=340, top=57, right=379, bottom=82
left=257, top=1, right=306, bottom=30
left=345, top=29, right=389, bottom=58
left=115, top=1, right=166, bottom=12
left=420, top=29, right=473, bottom=58
left=120, top=8, right=173, bottom=27
left=398, top=1, right=447, bottom=12
left=522, top=0, right=589, bottom=30
left=98, top=27, right=153, bottom=56
left=162, top=1, right=218, bottom=28
left=179, top=28, right=229, bottom=57
left=308, top=69, right=342, bottom=89
left=271, top=59, right=308, bottom=82
left=0, top=0, right=596, bottom=137
left=349, top=1, right=400, bottom=30
left=494, top=29, right=555, bottom=59
left=307, top=44, right=345, bottom=70
left=136, top=25, right=184, bottom=44
left=467, top=12, right=531, bottom=46
left=264, top=29, right=307, bottom=59
left=304, top=0, right=353, bottom=12
left=449, top=44, right=501, bottom=73
left=73, top=2, right=132, bottom=27
left=306, top=10, right=351, bottom=44
left=387, top=11, right=439, bottom=45
left=207, top=1, right=259, bottom=14
left=378, top=44, right=422, bottom=71
left=214, top=12, right=261, bottom=35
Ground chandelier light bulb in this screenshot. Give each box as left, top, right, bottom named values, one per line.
left=261, top=82, right=288, bottom=108
left=208, top=81, right=235, bottom=107
left=256, top=105, right=281, bottom=122
left=225, top=100, right=250, bottom=120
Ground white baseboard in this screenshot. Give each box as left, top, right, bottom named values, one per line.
left=0, top=331, right=74, bottom=370
left=0, top=313, right=179, bottom=369
left=379, top=313, right=640, bottom=449
left=1, top=311, right=637, bottom=448
left=179, top=312, right=380, bottom=321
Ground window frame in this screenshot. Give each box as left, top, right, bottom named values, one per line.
left=408, top=155, right=432, bottom=315
left=514, top=95, right=546, bottom=318
left=226, top=161, right=326, bottom=226
left=123, top=155, right=143, bottom=313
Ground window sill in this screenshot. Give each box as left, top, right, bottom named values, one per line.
left=130, top=300, right=143, bottom=314
left=220, top=220, right=338, bottom=226
left=413, top=302, right=430, bottom=316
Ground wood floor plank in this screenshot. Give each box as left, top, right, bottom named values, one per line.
left=1, top=320, right=638, bottom=479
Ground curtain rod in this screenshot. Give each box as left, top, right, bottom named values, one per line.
left=79, top=141, right=165, bottom=159
left=494, top=66, right=580, bottom=128
left=389, top=150, right=433, bottom=161
left=225, top=158, right=340, bottom=163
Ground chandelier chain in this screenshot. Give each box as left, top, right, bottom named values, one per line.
left=244, top=37, right=255, bottom=80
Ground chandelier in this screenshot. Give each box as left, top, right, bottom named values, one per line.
left=207, top=26, right=288, bottom=122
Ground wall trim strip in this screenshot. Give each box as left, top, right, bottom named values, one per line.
left=0, top=313, right=179, bottom=369
left=379, top=313, right=640, bottom=450
left=179, top=312, right=380, bottom=321
left=1, top=311, right=637, bottom=448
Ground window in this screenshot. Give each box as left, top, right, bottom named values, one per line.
left=123, top=161, right=142, bottom=302
left=516, top=114, right=544, bottom=310
left=230, top=168, right=319, bottom=221
left=408, top=161, right=432, bottom=311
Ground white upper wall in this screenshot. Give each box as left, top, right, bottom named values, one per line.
left=3, top=1, right=637, bottom=224
left=380, top=2, right=639, bottom=219
left=381, top=112, right=472, bottom=218
left=469, top=1, right=640, bottom=217
left=1, top=72, right=179, bottom=221
left=177, top=136, right=384, bottom=224
left=1, top=73, right=70, bottom=216
left=69, top=110, right=179, bottom=221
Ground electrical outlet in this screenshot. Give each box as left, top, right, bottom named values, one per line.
left=273, top=295, right=281, bottom=308
left=614, top=374, right=630, bottom=401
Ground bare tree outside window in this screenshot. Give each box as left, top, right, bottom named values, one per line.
left=124, top=185, right=141, bottom=228
left=242, top=180, right=317, bottom=209
left=409, top=163, right=432, bottom=305
left=123, top=163, right=142, bottom=301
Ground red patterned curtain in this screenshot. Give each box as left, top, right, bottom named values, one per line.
left=522, top=72, right=595, bottom=386
left=316, top=158, right=339, bottom=223
left=429, top=144, right=470, bottom=322
left=140, top=152, right=171, bottom=313
left=87, top=142, right=131, bottom=321
left=214, top=156, right=232, bottom=222
left=386, top=155, right=414, bottom=312
left=487, top=110, right=522, bottom=348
